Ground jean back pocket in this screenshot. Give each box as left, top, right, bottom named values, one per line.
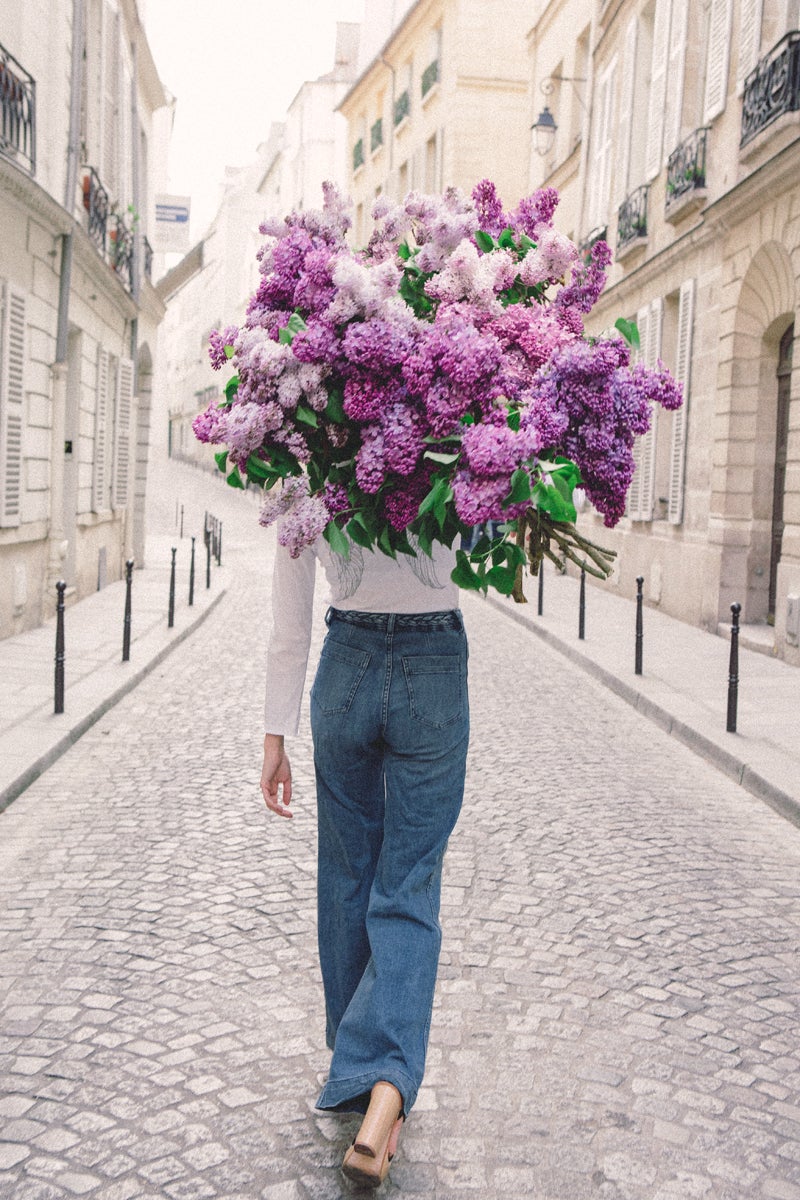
left=311, top=640, right=371, bottom=715
left=402, top=653, right=464, bottom=728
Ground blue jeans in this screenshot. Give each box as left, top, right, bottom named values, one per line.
left=312, top=607, right=469, bottom=1117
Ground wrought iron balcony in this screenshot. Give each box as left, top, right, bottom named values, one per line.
left=143, top=236, right=153, bottom=282
left=421, top=59, right=439, bottom=98
left=394, top=89, right=410, bottom=126
left=353, top=137, right=364, bottom=171
left=82, top=166, right=110, bottom=253
left=110, top=214, right=133, bottom=292
left=579, top=226, right=608, bottom=258
left=741, top=31, right=800, bottom=147
left=0, top=42, right=36, bottom=174
left=370, top=117, right=383, bottom=153
left=617, top=184, right=649, bottom=254
left=666, top=127, right=708, bottom=215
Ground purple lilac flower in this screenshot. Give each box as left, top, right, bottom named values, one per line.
left=510, top=188, right=559, bottom=239
left=192, top=403, right=226, bottom=444
left=323, top=481, right=350, bottom=518
left=355, top=426, right=385, bottom=493
left=554, top=240, right=612, bottom=314
left=382, top=403, right=426, bottom=476
left=451, top=470, right=528, bottom=525
left=471, top=180, right=508, bottom=238
left=208, top=325, right=239, bottom=370
left=277, top=492, right=330, bottom=557
left=461, top=422, right=540, bottom=476
left=258, top=475, right=309, bottom=528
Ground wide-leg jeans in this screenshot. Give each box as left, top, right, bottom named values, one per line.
left=312, top=607, right=469, bottom=1117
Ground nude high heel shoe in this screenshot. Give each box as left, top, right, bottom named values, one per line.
left=342, top=1082, right=402, bottom=1187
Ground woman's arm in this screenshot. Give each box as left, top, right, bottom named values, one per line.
left=261, top=732, right=293, bottom=819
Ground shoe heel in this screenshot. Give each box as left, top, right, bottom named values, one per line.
left=353, top=1081, right=402, bottom=1158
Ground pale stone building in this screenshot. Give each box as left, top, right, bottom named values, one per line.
left=338, top=0, right=532, bottom=247
left=162, top=24, right=361, bottom=469
left=527, top=0, right=800, bottom=664
left=0, top=0, right=169, bottom=639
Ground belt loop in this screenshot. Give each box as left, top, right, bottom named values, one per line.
left=325, top=607, right=333, bottom=627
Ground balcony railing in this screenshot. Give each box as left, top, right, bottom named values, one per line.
left=617, top=184, right=649, bottom=253
left=421, top=59, right=439, bottom=98
left=666, top=127, right=708, bottom=214
left=0, top=42, right=36, bottom=175
left=353, top=137, right=364, bottom=171
left=741, top=31, right=800, bottom=147
left=143, top=236, right=153, bottom=282
left=110, top=214, right=134, bottom=291
left=394, top=89, right=410, bottom=126
left=82, top=166, right=110, bottom=253
left=370, top=117, right=383, bottom=153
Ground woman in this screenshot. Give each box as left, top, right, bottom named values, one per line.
left=260, top=527, right=469, bottom=1187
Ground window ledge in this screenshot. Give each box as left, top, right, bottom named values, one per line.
left=421, top=81, right=440, bottom=106
left=665, top=188, right=707, bottom=224
left=615, top=235, right=648, bottom=261
left=394, top=115, right=409, bottom=136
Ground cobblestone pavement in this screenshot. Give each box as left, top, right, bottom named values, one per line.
left=2, top=468, right=800, bottom=1200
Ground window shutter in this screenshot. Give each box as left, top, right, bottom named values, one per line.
left=737, top=0, right=763, bottom=90
left=616, top=18, right=638, bottom=202
left=629, top=301, right=662, bottom=522
left=664, top=0, right=688, bottom=155
left=0, top=283, right=26, bottom=529
left=668, top=279, right=695, bottom=524
left=645, top=0, right=672, bottom=180
left=93, top=348, right=110, bottom=512
left=112, top=356, right=134, bottom=508
left=703, top=0, right=732, bottom=122
left=102, top=2, right=120, bottom=196
left=627, top=305, right=650, bottom=520
left=588, top=60, right=617, bottom=229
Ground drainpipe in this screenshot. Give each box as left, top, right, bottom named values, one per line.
left=127, top=37, right=140, bottom=564
left=47, top=0, right=85, bottom=601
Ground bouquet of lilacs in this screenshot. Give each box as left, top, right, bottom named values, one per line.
left=194, top=180, right=682, bottom=599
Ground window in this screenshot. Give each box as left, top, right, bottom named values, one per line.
left=0, top=281, right=25, bottom=529
left=737, top=0, right=764, bottom=90
left=587, top=58, right=617, bottom=229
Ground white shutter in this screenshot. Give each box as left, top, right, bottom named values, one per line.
left=0, top=283, right=26, bottom=529
left=588, top=59, right=617, bottom=228
left=645, top=0, right=672, bottom=180
left=93, top=348, right=110, bottom=512
left=616, top=19, right=638, bottom=202
left=627, top=305, right=650, bottom=520
left=112, top=356, right=134, bottom=508
left=737, top=0, right=763, bottom=91
left=664, top=0, right=688, bottom=156
left=629, top=301, right=662, bottom=522
left=703, top=0, right=733, bottom=122
left=83, top=0, right=103, bottom=170
left=668, top=279, right=695, bottom=524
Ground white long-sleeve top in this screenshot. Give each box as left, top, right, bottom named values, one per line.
left=264, top=533, right=459, bottom=735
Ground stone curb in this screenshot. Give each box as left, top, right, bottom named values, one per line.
left=485, top=593, right=800, bottom=830
left=0, top=588, right=227, bottom=815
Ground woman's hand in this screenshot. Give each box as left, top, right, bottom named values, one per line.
left=261, top=733, right=293, bottom=819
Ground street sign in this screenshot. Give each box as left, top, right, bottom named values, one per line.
left=154, top=194, right=191, bottom=253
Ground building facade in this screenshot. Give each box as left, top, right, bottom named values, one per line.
left=526, top=0, right=800, bottom=663
left=339, top=0, right=532, bottom=247
left=0, top=0, right=169, bottom=639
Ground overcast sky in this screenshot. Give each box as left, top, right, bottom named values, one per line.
left=144, top=0, right=365, bottom=237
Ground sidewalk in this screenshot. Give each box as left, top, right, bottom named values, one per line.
left=481, top=564, right=800, bottom=827
left=0, top=530, right=228, bottom=812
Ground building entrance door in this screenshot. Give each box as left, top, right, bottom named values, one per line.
left=768, top=323, right=793, bottom=624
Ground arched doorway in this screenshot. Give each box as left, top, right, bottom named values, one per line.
left=769, top=323, right=793, bottom=623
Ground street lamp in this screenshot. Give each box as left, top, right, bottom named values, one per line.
left=531, top=75, right=587, bottom=157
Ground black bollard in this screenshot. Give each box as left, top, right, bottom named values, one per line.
left=537, top=563, right=544, bottom=616
left=189, top=536, right=196, bottom=607
left=205, top=530, right=211, bottom=589
left=216, top=521, right=222, bottom=567
left=168, top=547, right=177, bottom=628
left=54, top=580, right=67, bottom=714
left=578, top=568, right=586, bottom=640
left=727, top=602, right=741, bottom=733
left=122, top=558, right=134, bottom=662
left=635, top=576, right=644, bottom=675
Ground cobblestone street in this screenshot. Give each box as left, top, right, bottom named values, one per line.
left=2, top=467, right=800, bottom=1200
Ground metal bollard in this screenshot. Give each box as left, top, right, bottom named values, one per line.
left=216, top=521, right=222, bottom=567
left=189, top=536, right=196, bottom=607
left=54, top=580, right=67, bottom=714
left=122, top=558, right=134, bottom=662
left=168, top=547, right=176, bottom=628
left=635, top=576, right=644, bottom=675
left=578, top=568, right=586, bottom=640
left=537, top=563, right=544, bottom=616
left=727, top=602, right=741, bottom=733
left=205, top=530, right=211, bottom=589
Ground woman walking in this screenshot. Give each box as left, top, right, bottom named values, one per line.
left=260, top=530, right=469, bottom=1186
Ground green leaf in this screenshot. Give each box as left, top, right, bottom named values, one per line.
left=224, top=344, right=235, bottom=359
left=226, top=466, right=245, bottom=490
left=485, top=564, right=517, bottom=595
left=424, top=450, right=460, bottom=465
left=474, top=230, right=495, bottom=253
left=325, top=388, right=345, bottom=424
left=346, top=516, right=373, bottom=549
left=497, top=227, right=516, bottom=250
left=295, top=404, right=318, bottom=427
left=415, top=518, right=434, bottom=558
left=323, top=520, right=350, bottom=559
left=214, top=450, right=228, bottom=472
left=397, top=241, right=412, bottom=261
left=518, top=234, right=536, bottom=253
left=433, top=481, right=454, bottom=532
left=418, top=476, right=448, bottom=519
left=503, top=468, right=532, bottom=507
left=224, top=374, right=239, bottom=402
left=245, top=455, right=276, bottom=483
left=507, top=408, right=521, bottom=432
left=615, top=317, right=640, bottom=351
left=278, top=326, right=293, bottom=345
left=287, top=311, right=307, bottom=337
left=378, top=525, right=396, bottom=557
left=533, top=480, right=576, bottom=523
left=451, top=550, right=483, bottom=591
left=460, top=412, right=475, bottom=426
